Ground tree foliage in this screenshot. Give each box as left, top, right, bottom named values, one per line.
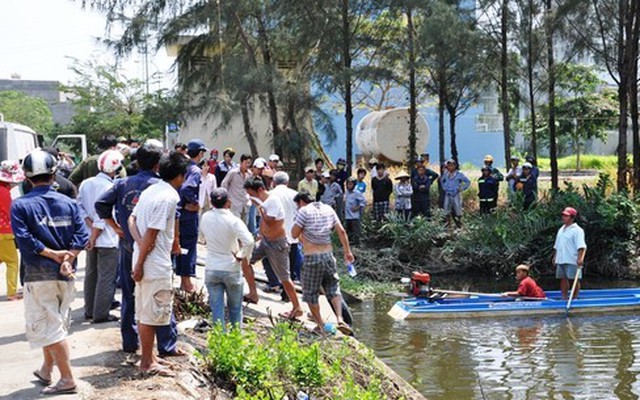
left=60, top=58, right=173, bottom=150
left=0, top=91, right=53, bottom=133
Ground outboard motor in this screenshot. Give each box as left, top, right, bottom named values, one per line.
left=409, top=271, right=432, bottom=297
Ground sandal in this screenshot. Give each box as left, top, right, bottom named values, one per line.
left=7, top=293, right=23, bottom=301
left=337, top=322, right=354, bottom=336
left=278, top=309, right=303, bottom=321
left=32, top=370, right=52, bottom=386
left=41, top=384, right=77, bottom=395
left=243, top=295, right=258, bottom=304
left=141, top=365, right=176, bottom=378
left=159, top=348, right=187, bottom=358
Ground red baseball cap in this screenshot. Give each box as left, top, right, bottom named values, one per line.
left=561, top=207, right=577, bottom=217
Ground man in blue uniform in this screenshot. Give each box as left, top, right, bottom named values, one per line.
left=176, top=139, right=206, bottom=292
left=95, top=142, right=182, bottom=356
left=11, top=149, right=89, bottom=395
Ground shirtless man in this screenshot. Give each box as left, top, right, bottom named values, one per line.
left=243, top=177, right=303, bottom=319
left=292, top=191, right=354, bottom=335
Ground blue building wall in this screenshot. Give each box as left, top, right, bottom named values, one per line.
left=318, top=105, right=507, bottom=169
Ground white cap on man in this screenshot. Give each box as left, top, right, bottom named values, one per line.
left=269, top=154, right=280, bottom=162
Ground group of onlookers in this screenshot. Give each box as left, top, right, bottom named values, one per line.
left=1, top=134, right=548, bottom=394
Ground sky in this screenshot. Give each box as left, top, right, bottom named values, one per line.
left=0, top=0, right=175, bottom=88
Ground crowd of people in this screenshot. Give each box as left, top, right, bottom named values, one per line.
left=0, top=134, right=584, bottom=395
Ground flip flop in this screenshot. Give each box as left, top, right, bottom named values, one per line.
left=278, top=309, right=303, bottom=321
left=243, top=295, right=258, bottom=304
left=336, top=322, right=354, bottom=336
left=41, top=384, right=77, bottom=395
left=141, top=365, right=176, bottom=378
left=32, top=370, right=52, bottom=386
left=159, top=348, right=187, bottom=358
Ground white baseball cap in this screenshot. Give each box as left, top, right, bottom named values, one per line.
left=253, top=159, right=267, bottom=169
left=268, top=154, right=280, bottom=162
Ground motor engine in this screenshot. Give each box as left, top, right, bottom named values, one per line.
left=409, top=271, right=432, bottom=297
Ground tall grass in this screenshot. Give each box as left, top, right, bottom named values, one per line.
left=537, top=155, right=623, bottom=171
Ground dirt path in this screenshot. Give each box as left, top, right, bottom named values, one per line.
left=0, top=246, right=347, bottom=399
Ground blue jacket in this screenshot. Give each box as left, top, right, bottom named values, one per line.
left=179, top=161, right=202, bottom=224
left=412, top=170, right=438, bottom=199
left=441, top=170, right=470, bottom=197
left=11, top=185, right=89, bottom=282
left=95, top=169, right=160, bottom=246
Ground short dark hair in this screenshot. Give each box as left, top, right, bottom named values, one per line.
left=187, top=149, right=203, bottom=158
left=315, top=158, right=324, bottom=165
left=357, top=168, right=367, bottom=175
left=294, top=191, right=313, bottom=204
left=99, top=135, right=118, bottom=150
left=377, top=163, right=386, bottom=170
left=137, top=144, right=163, bottom=171
left=240, top=154, right=252, bottom=162
left=159, top=151, right=189, bottom=181
left=174, top=142, right=187, bottom=150
left=29, top=173, right=55, bottom=184
left=243, top=176, right=266, bottom=191
left=210, top=188, right=229, bottom=209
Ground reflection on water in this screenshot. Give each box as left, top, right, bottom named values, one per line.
left=351, top=277, right=640, bottom=400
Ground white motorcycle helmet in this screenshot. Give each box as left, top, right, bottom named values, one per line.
left=98, top=149, right=125, bottom=174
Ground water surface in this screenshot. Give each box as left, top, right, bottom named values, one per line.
left=351, top=276, right=640, bottom=400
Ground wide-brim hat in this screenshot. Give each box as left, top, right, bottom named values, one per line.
left=395, top=171, right=410, bottom=180
left=0, top=160, right=26, bottom=183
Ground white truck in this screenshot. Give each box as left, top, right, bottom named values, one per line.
left=0, top=115, right=87, bottom=163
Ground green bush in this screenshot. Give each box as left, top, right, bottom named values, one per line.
left=357, top=174, right=640, bottom=279
left=203, top=323, right=402, bottom=398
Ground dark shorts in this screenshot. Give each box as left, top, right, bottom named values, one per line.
left=301, top=252, right=341, bottom=305
left=251, top=237, right=291, bottom=282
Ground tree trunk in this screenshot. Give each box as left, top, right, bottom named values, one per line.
left=447, top=107, right=459, bottom=166
left=616, top=0, right=630, bottom=191
left=342, top=0, right=354, bottom=175
left=256, top=11, right=282, bottom=157
left=630, top=0, right=640, bottom=192
left=407, top=6, right=418, bottom=165
left=546, top=0, right=559, bottom=190
left=240, top=97, right=259, bottom=158
left=527, top=0, right=537, bottom=159
left=438, top=82, right=446, bottom=172
left=500, top=0, right=512, bottom=167
left=438, top=82, right=446, bottom=208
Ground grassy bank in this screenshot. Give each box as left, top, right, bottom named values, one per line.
left=537, top=155, right=621, bottom=172
left=197, top=322, right=410, bottom=399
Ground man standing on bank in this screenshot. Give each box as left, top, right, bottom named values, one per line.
left=177, top=139, right=207, bottom=292
left=292, top=191, right=354, bottom=336
left=552, top=207, right=587, bottom=300
left=11, top=149, right=89, bottom=395
left=129, top=152, right=189, bottom=376
left=244, top=177, right=303, bottom=318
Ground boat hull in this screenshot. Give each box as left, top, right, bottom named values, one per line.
left=388, top=288, right=640, bottom=320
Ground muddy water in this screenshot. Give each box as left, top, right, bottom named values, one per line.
left=351, top=276, right=640, bottom=400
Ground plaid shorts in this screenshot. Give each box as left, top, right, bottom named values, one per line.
left=373, top=201, right=390, bottom=220
left=301, top=252, right=341, bottom=305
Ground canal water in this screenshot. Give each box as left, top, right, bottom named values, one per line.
left=351, top=276, right=640, bottom=400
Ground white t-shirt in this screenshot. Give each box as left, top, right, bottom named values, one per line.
left=201, top=208, right=255, bottom=272
left=131, top=180, right=180, bottom=280
left=268, top=185, right=299, bottom=244
left=198, top=173, right=218, bottom=209
left=554, top=223, right=587, bottom=265
left=261, top=194, right=285, bottom=221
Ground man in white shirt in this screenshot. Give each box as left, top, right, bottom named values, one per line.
left=552, top=207, right=587, bottom=299
left=201, top=188, right=254, bottom=328
left=77, top=149, right=123, bottom=323
left=244, top=177, right=303, bottom=319
left=128, top=152, right=188, bottom=377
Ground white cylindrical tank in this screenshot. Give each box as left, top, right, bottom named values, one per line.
left=355, top=108, right=429, bottom=163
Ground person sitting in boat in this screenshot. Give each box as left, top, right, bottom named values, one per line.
left=502, top=265, right=546, bottom=299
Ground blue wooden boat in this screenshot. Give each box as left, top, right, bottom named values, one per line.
left=388, top=288, right=640, bottom=320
